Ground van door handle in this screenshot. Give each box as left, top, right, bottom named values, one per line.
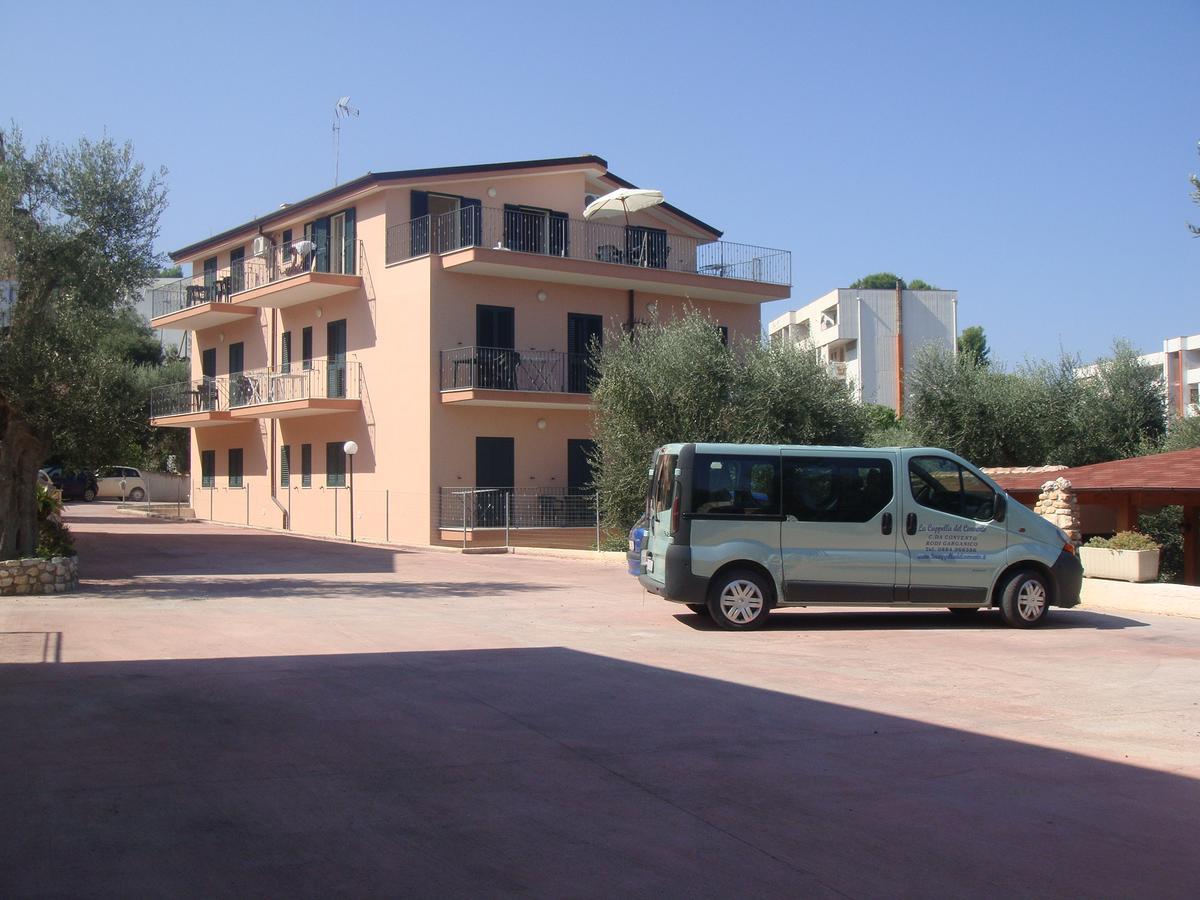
left=905, top=513, right=917, bottom=535
left=881, top=513, right=892, bottom=535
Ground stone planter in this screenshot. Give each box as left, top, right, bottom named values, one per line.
left=1079, top=546, right=1160, bottom=583
left=0, top=555, right=80, bottom=595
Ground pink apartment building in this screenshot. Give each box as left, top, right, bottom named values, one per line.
left=149, top=155, right=791, bottom=547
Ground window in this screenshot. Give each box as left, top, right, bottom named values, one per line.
left=909, top=456, right=996, bottom=521
left=783, top=457, right=893, bottom=523
left=282, top=228, right=293, bottom=262
left=652, top=453, right=677, bottom=515
left=201, top=451, right=215, bottom=488
left=203, top=256, right=218, bottom=290
left=503, top=204, right=568, bottom=256
left=301, top=443, right=312, bottom=487
left=718, top=325, right=729, bottom=346
left=326, top=441, right=346, bottom=487
left=281, top=331, right=292, bottom=374
left=692, top=454, right=780, bottom=517
left=228, top=448, right=244, bottom=488
left=280, top=445, right=291, bottom=488
left=302, top=327, right=313, bottom=371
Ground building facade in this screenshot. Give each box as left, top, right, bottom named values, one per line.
left=1138, top=333, right=1200, bottom=419
left=150, top=155, right=791, bottom=546
left=767, top=287, right=957, bottom=414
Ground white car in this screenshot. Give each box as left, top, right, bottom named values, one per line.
left=95, top=466, right=148, bottom=501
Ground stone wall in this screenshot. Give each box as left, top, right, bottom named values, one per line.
left=0, top=556, right=79, bottom=595
left=1033, top=478, right=1081, bottom=545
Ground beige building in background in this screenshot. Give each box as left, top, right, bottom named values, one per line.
left=768, top=286, right=957, bottom=415
left=149, top=154, right=791, bottom=546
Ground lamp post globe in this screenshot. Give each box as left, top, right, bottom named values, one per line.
left=343, top=441, right=359, bottom=542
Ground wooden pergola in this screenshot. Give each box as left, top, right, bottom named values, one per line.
left=991, top=447, right=1200, bottom=585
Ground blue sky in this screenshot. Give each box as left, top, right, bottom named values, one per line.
left=5, top=0, right=1197, bottom=363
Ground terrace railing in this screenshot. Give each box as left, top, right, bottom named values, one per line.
left=385, top=205, right=791, bottom=286
left=440, top=346, right=593, bottom=395
left=228, top=360, right=362, bottom=408
left=438, top=486, right=598, bottom=531
left=149, top=377, right=229, bottom=418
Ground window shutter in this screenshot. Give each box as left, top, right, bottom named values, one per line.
left=461, top=197, right=482, bottom=246
left=228, top=448, right=244, bottom=488
left=281, top=331, right=292, bottom=374
left=312, top=217, right=331, bottom=273
left=302, top=327, right=313, bottom=371
left=326, top=441, right=346, bottom=488
left=343, top=208, right=356, bottom=274
left=280, top=445, right=291, bottom=487
left=410, top=191, right=429, bottom=256
left=550, top=211, right=569, bottom=257
left=201, top=450, right=215, bottom=488
left=301, top=444, right=312, bottom=487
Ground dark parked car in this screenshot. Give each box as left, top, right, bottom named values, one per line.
left=47, top=468, right=98, bottom=502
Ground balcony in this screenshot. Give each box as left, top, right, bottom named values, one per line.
left=386, top=206, right=790, bottom=303
left=149, top=239, right=362, bottom=329
left=150, top=361, right=362, bottom=427
left=439, top=346, right=593, bottom=409
left=437, top=486, right=598, bottom=549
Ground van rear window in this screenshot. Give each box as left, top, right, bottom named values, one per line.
left=692, top=454, right=780, bottom=516
left=652, top=453, right=677, bottom=514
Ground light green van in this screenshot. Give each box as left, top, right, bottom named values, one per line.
left=637, top=443, right=1083, bottom=630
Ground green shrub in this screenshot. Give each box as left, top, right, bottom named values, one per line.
left=36, top=519, right=75, bottom=559
left=1138, top=508, right=1184, bottom=582
left=1085, top=531, right=1160, bottom=551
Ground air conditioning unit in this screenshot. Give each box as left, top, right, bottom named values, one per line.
left=251, top=235, right=270, bottom=257
left=584, top=193, right=599, bottom=209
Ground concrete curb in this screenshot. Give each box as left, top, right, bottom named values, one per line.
left=1079, top=577, right=1200, bottom=619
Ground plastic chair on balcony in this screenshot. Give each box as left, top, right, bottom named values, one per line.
left=595, top=244, right=623, bottom=263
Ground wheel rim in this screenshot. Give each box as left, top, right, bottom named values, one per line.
left=1016, top=579, right=1046, bottom=621
left=720, top=580, right=764, bottom=624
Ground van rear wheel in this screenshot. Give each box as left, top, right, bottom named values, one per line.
left=707, top=569, right=772, bottom=631
left=686, top=604, right=709, bottom=616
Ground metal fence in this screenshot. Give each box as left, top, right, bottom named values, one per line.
left=385, top=205, right=791, bottom=286
left=440, top=346, right=592, bottom=394
left=439, top=486, right=600, bottom=546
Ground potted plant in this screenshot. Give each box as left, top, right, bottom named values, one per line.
left=1080, top=532, right=1161, bottom=583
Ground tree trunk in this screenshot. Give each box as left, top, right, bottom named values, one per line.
left=0, top=396, right=44, bottom=560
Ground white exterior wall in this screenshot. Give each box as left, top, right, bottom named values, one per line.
left=767, top=287, right=957, bottom=412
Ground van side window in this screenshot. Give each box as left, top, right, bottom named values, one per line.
left=653, top=453, right=677, bottom=515
left=783, top=457, right=893, bottom=522
left=909, top=456, right=996, bottom=521
left=692, top=455, right=779, bottom=516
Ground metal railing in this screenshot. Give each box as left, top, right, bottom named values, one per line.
left=150, top=361, right=361, bottom=417
left=385, top=205, right=791, bottom=286
left=149, top=377, right=230, bottom=418
left=440, top=346, right=593, bottom=394
left=228, top=360, right=362, bottom=408
left=149, top=236, right=360, bottom=319
left=439, top=486, right=599, bottom=532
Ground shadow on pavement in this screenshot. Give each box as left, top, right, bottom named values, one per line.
left=0, top=647, right=1194, bottom=897
left=82, top=578, right=561, bottom=602
left=674, top=607, right=1148, bottom=631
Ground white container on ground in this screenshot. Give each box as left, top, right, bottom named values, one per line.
left=1079, top=547, right=1161, bottom=583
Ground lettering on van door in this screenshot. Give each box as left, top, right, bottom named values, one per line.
left=915, top=522, right=987, bottom=561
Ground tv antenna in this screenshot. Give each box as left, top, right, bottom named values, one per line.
left=332, top=96, right=360, bottom=186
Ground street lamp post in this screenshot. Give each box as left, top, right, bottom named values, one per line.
left=344, top=440, right=359, bottom=543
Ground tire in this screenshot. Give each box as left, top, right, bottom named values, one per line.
left=707, top=569, right=773, bottom=631
left=129, top=487, right=146, bottom=502
left=685, top=603, right=709, bottom=616
left=82, top=487, right=97, bottom=502
left=948, top=607, right=979, bottom=616
left=999, top=569, right=1051, bottom=628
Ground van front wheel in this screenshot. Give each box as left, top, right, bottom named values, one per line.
left=708, top=570, right=772, bottom=631
left=999, top=569, right=1051, bottom=628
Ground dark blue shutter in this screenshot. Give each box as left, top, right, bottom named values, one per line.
left=461, top=197, right=482, bottom=247
left=312, top=216, right=330, bottom=272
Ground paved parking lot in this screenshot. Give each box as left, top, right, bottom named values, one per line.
left=2, top=504, right=1198, bottom=897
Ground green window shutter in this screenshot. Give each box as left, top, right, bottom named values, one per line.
left=325, top=441, right=346, bottom=488
left=343, top=208, right=356, bottom=275
left=201, top=450, right=215, bottom=488
left=302, top=327, right=313, bottom=371
left=280, top=445, right=290, bottom=487
left=281, top=331, right=292, bottom=374
left=301, top=444, right=312, bottom=487
left=228, top=448, right=243, bottom=488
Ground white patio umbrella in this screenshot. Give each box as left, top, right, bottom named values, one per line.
left=583, top=188, right=665, bottom=227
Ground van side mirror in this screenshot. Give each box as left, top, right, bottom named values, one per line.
left=994, top=493, right=1007, bottom=523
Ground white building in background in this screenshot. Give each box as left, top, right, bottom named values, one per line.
left=768, top=286, right=957, bottom=415
left=1136, top=333, right=1200, bottom=418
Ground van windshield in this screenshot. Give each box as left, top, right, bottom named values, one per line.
left=651, top=453, right=677, bottom=515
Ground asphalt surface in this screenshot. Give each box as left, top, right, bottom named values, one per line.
left=2, top=504, right=1198, bottom=898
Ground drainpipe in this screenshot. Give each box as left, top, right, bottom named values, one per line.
left=268, top=307, right=289, bottom=530
left=951, top=295, right=958, bottom=359
left=1180, top=347, right=1187, bottom=418
left=894, top=280, right=904, bottom=418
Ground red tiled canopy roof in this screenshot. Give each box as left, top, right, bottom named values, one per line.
left=991, top=447, right=1200, bottom=494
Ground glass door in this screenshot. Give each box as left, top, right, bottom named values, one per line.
left=329, top=213, right=345, bottom=274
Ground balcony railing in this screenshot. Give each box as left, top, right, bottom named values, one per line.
left=439, top=486, right=598, bottom=530
left=150, top=361, right=362, bottom=418
left=440, top=346, right=594, bottom=395
left=150, top=377, right=230, bottom=418
left=386, top=206, right=791, bottom=286
left=149, top=236, right=359, bottom=319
